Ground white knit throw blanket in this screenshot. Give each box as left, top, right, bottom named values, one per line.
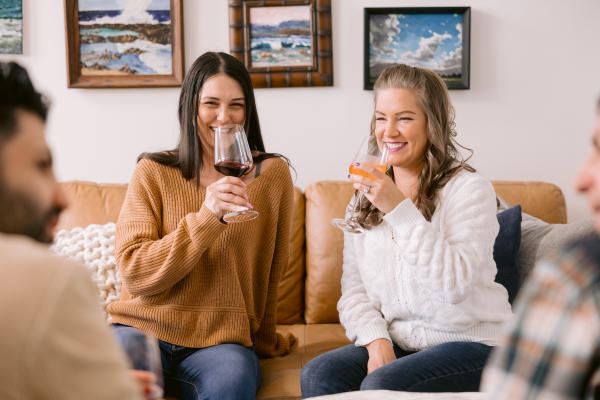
left=51, top=222, right=120, bottom=320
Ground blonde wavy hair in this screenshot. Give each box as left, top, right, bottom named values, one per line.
left=352, top=63, right=474, bottom=228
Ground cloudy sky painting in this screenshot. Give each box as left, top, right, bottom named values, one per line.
left=369, top=13, right=463, bottom=79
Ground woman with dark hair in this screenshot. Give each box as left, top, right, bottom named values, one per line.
left=108, top=52, right=295, bottom=400
left=300, top=63, right=513, bottom=397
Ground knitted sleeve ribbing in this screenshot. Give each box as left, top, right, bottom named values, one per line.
left=115, top=160, right=226, bottom=297
left=337, top=232, right=392, bottom=346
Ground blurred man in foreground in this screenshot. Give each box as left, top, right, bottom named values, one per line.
left=0, top=61, right=150, bottom=399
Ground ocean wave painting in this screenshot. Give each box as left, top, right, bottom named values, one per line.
left=369, top=13, right=463, bottom=81
left=0, top=0, right=22, bottom=54
left=78, top=0, right=172, bottom=75
left=249, top=5, right=313, bottom=68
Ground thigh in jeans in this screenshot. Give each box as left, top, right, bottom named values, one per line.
left=361, top=341, right=493, bottom=392
left=301, top=344, right=369, bottom=398
left=173, top=343, right=261, bottom=400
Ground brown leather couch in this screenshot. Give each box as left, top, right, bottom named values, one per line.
left=56, top=180, right=567, bottom=400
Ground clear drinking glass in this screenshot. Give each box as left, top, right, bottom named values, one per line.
left=214, top=123, right=259, bottom=222
left=331, top=136, right=388, bottom=234
left=122, top=333, right=164, bottom=399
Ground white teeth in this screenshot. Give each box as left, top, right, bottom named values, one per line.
left=386, top=143, right=406, bottom=149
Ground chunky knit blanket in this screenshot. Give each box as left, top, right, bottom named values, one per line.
left=51, top=222, right=120, bottom=320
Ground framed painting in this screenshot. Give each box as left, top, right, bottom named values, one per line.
left=64, top=0, right=184, bottom=88
left=364, top=7, right=470, bottom=90
left=0, top=0, right=22, bottom=54
left=229, top=0, right=333, bottom=88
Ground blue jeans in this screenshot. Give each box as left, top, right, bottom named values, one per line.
left=112, top=324, right=261, bottom=400
left=300, top=341, right=492, bottom=398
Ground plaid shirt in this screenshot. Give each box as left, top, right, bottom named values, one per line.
left=481, top=234, right=600, bottom=400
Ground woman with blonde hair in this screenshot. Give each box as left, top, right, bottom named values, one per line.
left=301, top=64, right=513, bottom=396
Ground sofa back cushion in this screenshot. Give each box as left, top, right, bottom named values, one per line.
left=303, top=180, right=567, bottom=324
left=57, top=181, right=306, bottom=324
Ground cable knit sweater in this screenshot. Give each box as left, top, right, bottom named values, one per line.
left=338, top=169, right=513, bottom=351
left=107, top=157, right=294, bottom=357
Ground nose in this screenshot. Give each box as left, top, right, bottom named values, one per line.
left=573, top=155, right=593, bottom=194
left=217, top=105, right=231, bottom=125
left=384, top=120, right=397, bottom=138
left=53, top=182, right=69, bottom=214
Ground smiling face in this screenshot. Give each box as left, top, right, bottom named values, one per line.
left=197, top=73, right=246, bottom=154
left=374, top=88, right=428, bottom=175
left=573, top=110, right=600, bottom=231
left=0, top=110, right=67, bottom=243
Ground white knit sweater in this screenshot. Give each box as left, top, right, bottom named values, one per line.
left=338, top=170, right=513, bottom=351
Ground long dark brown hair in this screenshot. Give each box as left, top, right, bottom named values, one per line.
left=355, top=63, right=475, bottom=228
left=139, top=51, right=288, bottom=180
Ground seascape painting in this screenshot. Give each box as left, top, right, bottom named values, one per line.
left=368, top=12, right=464, bottom=87
left=0, top=0, right=22, bottom=54
left=78, top=0, right=172, bottom=75
left=249, top=5, right=313, bottom=68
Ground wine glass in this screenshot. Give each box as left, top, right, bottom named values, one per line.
left=214, top=123, right=259, bottom=222
left=121, top=333, right=164, bottom=399
left=332, top=135, right=388, bottom=234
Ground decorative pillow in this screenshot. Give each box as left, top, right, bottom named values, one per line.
left=497, top=196, right=594, bottom=283
left=493, top=205, right=522, bottom=304
left=50, top=222, right=120, bottom=320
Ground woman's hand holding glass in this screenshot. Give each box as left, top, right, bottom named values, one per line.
left=205, top=176, right=252, bottom=220
left=349, top=165, right=406, bottom=214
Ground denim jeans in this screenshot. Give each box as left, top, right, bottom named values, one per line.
left=112, top=324, right=261, bottom=400
left=300, top=341, right=492, bottom=398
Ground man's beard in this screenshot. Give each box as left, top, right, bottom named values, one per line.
left=0, top=183, right=62, bottom=244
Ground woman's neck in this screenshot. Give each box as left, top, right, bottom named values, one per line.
left=392, top=165, right=422, bottom=201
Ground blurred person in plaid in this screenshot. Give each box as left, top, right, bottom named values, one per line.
left=481, top=98, right=600, bottom=399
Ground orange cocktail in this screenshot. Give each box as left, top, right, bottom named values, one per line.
left=349, top=163, right=386, bottom=180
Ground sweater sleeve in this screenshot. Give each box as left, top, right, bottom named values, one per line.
left=337, top=232, right=392, bottom=346
left=383, top=172, right=499, bottom=304
left=253, top=163, right=295, bottom=357
left=115, top=160, right=227, bottom=297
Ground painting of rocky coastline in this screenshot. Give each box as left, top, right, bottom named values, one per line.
left=249, top=5, right=313, bottom=68
left=0, top=0, right=22, bottom=54
left=78, top=0, right=172, bottom=75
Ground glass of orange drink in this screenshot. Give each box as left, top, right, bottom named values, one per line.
left=332, top=135, right=388, bottom=234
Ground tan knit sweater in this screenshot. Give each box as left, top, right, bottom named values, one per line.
left=108, top=157, right=294, bottom=357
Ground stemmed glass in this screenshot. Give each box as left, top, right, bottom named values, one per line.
left=214, top=123, right=259, bottom=222
left=331, top=136, right=388, bottom=234
left=121, top=333, right=164, bottom=399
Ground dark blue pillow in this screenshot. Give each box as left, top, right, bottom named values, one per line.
left=493, top=205, right=522, bottom=304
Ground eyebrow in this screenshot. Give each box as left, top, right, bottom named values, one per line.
left=200, top=96, right=245, bottom=101
left=375, top=110, right=417, bottom=115
left=593, top=135, right=600, bottom=151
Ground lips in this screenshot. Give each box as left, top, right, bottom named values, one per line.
left=385, top=142, right=407, bottom=152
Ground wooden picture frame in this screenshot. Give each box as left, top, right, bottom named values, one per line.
left=64, top=0, right=184, bottom=88
left=364, top=7, right=470, bottom=90
left=228, top=0, right=333, bottom=88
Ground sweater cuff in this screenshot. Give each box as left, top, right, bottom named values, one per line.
left=186, top=205, right=227, bottom=241
left=383, top=198, right=425, bottom=229
left=353, top=323, right=392, bottom=347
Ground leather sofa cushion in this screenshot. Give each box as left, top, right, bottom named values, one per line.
left=304, top=180, right=567, bottom=324
left=257, top=324, right=350, bottom=399
left=57, top=181, right=306, bottom=324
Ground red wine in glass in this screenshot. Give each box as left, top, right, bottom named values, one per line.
left=214, top=160, right=251, bottom=178
left=213, top=124, right=259, bottom=222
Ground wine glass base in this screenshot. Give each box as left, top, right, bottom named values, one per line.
left=223, top=210, right=259, bottom=223
left=331, top=218, right=365, bottom=234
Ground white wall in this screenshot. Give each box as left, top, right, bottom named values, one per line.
left=2, top=0, right=599, bottom=222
